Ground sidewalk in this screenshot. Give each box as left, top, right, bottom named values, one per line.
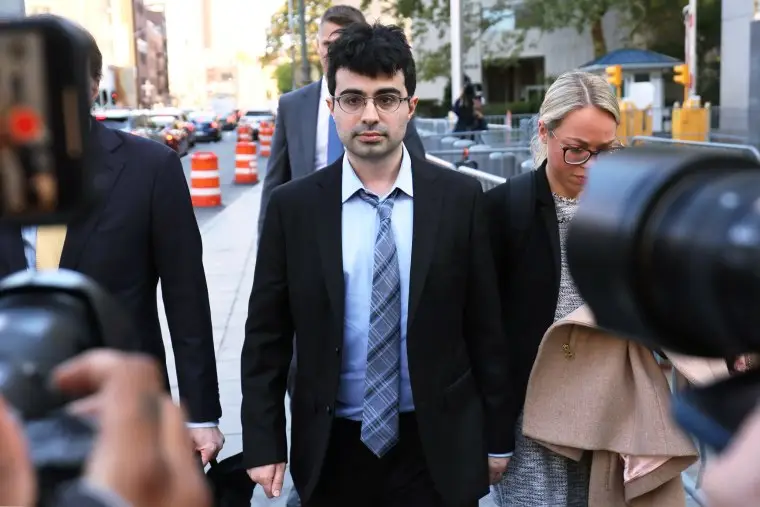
left=159, top=185, right=296, bottom=505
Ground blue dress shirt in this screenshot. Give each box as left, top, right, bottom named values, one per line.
left=337, top=144, right=415, bottom=419
left=335, top=145, right=512, bottom=458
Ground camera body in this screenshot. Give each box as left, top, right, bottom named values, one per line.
left=568, top=145, right=760, bottom=449
left=0, top=269, right=137, bottom=505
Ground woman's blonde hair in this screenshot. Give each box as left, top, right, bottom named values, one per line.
left=530, top=71, right=621, bottom=168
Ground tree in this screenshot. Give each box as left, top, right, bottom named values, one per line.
left=366, top=0, right=712, bottom=83
left=260, top=0, right=329, bottom=78
left=274, top=62, right=295, bottom=94
left=362, top=0, right=518, bottom=82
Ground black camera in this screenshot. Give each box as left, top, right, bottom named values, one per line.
left=0, top=14, right=117, bottom=505
left=568, top=145, right=760, bottom=451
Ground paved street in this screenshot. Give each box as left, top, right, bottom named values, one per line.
left=179, top=130, right=259, bottom=228
left=157, top=181, right=703, bottom=507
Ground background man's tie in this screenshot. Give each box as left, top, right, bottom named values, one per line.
left=35, top=225, right=67, bottom=270
left=358, top=189, right=401, bottom=458
left=327, top=115, right=344, bottom=165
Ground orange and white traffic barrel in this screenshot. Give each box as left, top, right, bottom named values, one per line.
left=190, top=152, right=221, bottom=207
left=237, top=124, right=253, bottom=142
left=259, top=126, right=272, bottom=158
left=234, top=142, right=258, bottom=184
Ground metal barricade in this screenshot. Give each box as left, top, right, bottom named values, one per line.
left=631, top=136, right=760, bottom=162
left=427, top=146, right=532, bottom=178
left=425, top=153, right=507, bottom=191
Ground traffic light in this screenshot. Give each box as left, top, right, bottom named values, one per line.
left=605, top=65, right=622, bottom=88
left=110, top=92, right=118, bottom=105
left=673, top=64, right=690, bottom=87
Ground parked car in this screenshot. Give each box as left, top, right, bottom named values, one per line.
left=220, top=111, right=238, bottom=131
left=94, top=109, right=168, bottom=145
left=148, top=114, right=190, bottom=156
left=238, top=109, right=274, bottom=140
left=151, top=107, right=196, bottom=148
left=189, top=112, right=223, bottom=142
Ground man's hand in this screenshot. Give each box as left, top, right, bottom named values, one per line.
left=0, top=396, right=36, bottom=506
left=190, top=427, right=225, bottom=465
left=54, top=349, right=211, bottom=507
left=248, top=463, right=287, bottom=498
left=488, top=456, right=510, bottom=485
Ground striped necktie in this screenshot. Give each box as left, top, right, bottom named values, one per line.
left=357, top=189, right=401, bottom=457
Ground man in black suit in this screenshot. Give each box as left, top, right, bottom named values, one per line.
left=257, top=4, right=425, bottom=234
left=0, top=24, right=224, bottom=462
left=242, top=22, right=513, bottom=507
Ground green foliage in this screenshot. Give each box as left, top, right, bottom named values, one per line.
left=260, top=0, right=330, bottom=71
left=368, top=0, right=720, bottom=106
left=274, top=62, right=295, bottom=94
left=361, top=0, right=520, bottom=82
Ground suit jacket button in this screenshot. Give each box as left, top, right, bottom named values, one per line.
left=334, top=346, right=341, bottom=354
left=325, top=405, right=332, bottom=415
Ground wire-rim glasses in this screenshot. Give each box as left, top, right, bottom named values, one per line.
left=550, top=130, right=624, bottom=165
left=333, top=93, right=411, bottom=114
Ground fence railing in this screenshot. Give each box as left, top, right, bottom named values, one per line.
left=630, top=135, right=760, bottom=162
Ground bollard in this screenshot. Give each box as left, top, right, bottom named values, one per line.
left=237, top=124, right=252, bottom=143
left=190, top=152, right=222, bottom=207
left=234, top=142, right=259, bottom=184
left=259, top=125, right=273, bottom=158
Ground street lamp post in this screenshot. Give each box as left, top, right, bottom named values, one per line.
left=298, top=0, right=310, bottom=87
left=450, top=0, right=462, bottom=106
left=287, top=0, right=297, bottom=91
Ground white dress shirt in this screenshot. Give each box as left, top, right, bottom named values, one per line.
left=314, top=77, right=333, bottom=171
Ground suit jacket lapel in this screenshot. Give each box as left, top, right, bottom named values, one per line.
left=407, top=157, right=442, bottom=332
left=59, top=122, right=126, bottom=270
left=535, top=164, right=561, bottom=294
left=299, top=82, right=321, bottom=175
left=314, top=159, right=345, bottom=333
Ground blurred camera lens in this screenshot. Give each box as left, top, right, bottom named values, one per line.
left=568, top=146, right=760, bottom=357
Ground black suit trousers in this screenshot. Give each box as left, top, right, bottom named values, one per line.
left=304, top=414, right=476, bottom=507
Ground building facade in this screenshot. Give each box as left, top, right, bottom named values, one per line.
left=25, top=0, right=141, bottom=107
left=133, top=0, right=170, bottom=107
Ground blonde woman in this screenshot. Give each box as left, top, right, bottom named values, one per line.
left=484, top=71, right=622, bottom=506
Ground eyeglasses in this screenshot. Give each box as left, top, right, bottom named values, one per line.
left=333, top=93, right=411, bottom=114
left=550, top=131, right=624, bottom=165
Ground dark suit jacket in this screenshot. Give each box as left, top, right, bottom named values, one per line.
left=484, top=163, right=561, bottom=429
left=257, top=80, right=426, bottom=234
left=241, top=154, right=513, bottom=505
left=0, top=122, right=221, bottom=423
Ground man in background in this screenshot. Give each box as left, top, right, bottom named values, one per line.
left=0, top=21, right=224, bottom=464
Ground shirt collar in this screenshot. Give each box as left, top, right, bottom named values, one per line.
left=341, top=144, right=414, bottom=203
left=321, top=76, right=329, bottom=99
